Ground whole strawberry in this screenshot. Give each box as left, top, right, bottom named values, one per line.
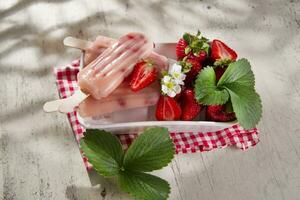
left=180, top=58, right=202, bottom=86
left=188, top=50, right=207, bottom=63
left=215, top=67, right=226, bottom=81
left=181, top=89, right=202, bottom=121
left=176, top=38, right=188, bottom=60
left=206, top=105, right=236, bottom=122
left=176, top=31, right=210, bottom=61
left=156, top=95, right=182, bottom=121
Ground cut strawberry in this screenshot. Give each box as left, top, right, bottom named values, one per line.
left=176, top=31, right=210, bottom=61
left=206, top=105, right=236, bottom=122
left=181, top=89, right=202, bottom=121
left=129, top=60, right=158, bottom=92
left=156, top=95, right=182, bottom=121
left=211, top=39, right=237, bottom=61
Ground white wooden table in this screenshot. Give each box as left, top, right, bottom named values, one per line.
left=1, top=0, right=300, bottom=199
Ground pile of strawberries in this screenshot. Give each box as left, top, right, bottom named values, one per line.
left=129, top=31, right=239, bottom=122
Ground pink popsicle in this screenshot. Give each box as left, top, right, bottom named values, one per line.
left=77, top=32, right=153, bottom=99
left=78, top=81, right=160, bottom=117
left=83, top=36, right=169, bottom=69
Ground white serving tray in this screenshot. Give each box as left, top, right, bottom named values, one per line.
left=76, top=41, right=235, bottom=134
left=77, top=107, right=235, bottom=134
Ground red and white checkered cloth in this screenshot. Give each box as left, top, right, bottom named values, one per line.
left=54, top=59, right=259, bottom=169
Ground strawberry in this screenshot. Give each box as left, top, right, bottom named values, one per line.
left=211, top=39, right=237, bottom=61
left=156, top=95, right=182, bottom=121
left=176, top=38, right=188, bottom=60
left=180, top=58, right=202, bottom=86
left=187, top=50, right=207, bottom=63
left=176, top=31, right=210, bottom=61
left=214, top=66, right=226, bottom=81
left=181, top=89, right=202, bottom=121
left=206, top=105, right=236, bottom=122
left=129, top=60, right=158, bottom=92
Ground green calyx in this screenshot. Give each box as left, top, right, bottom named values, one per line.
left=183, top=30, right=210, bottom=56
left=80, top=127, right=175, bottom=200
left=213, top=58, right=234, bottom=68
left=179, top=58, right=193, bottom=74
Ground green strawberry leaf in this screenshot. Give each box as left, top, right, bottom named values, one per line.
left=183, top=33, right=192, bottom=44
left=194, top=67, right=230, bottom=105
left=80, top=129, right=124, bottom=177
left=123, top=127, right=175, bottom=172
left=218, top=58, right=254, bottom=88
left=194, top=58, right=262, bottom=129
left=224, top=86, right=262, bottom=130
left=118, top=170, right=170, bottom=200
left=218, top=59, right=262, bottom=129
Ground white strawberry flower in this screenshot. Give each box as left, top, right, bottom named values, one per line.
left=168, top=63, right=186, bottom=85
left=161, top=75, right=181, bottom=97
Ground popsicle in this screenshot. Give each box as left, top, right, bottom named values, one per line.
left=78, top=81, right=160, bottom=117
left=84, top=35, right=115, bottom=65
left=77, top=32, right=153, bottom=100
left=82, top=36, right=169, bottom=69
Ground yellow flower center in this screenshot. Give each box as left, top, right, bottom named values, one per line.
left=166, top=82, right=174, bottom=89
left=173, top=72, right=179, bottom=78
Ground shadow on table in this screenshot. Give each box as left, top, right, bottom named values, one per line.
left=65, top=170, right=130, bottom=200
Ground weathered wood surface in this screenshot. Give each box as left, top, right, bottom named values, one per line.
left=1, top=0, right=300, bottom=199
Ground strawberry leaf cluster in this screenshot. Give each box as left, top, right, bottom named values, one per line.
left=194, top=58, right=262, bottom=129
left=80, top=127, right=175, bottom=200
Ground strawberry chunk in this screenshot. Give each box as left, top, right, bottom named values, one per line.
left=211, top=39, right=237, bottom=61
left=129, top=60, right=158, bottom=92
left=181, top=89, right=202, bottom=121
left=156, top=95, right=182, bottom=121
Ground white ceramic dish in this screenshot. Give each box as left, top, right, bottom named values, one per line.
left=77, top=107, right=235, bottom=134
left=77, top=43, right=236, bottom=134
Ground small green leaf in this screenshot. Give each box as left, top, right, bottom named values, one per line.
left=194, top=67, right=230, bottom=105
left=80, top=129, right=124, bottom=177
left=184, top=46, right=191, bottom=54
left=118, top=170, right=170, bottom=200
left=123, top=127, right=175, bottom=172
left=183, top=33, right=192, bottom=44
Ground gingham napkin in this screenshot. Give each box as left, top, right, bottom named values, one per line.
left=54, top=59, right=259, bottom=169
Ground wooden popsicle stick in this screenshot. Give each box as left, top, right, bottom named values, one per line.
left=58, top=90, right=89, bottom=113
left=63, top=36, right=93, bottom=50
left=43, top=90, right=89, bottom=113
left=43, top=47, right=88, bottom=113
left=43, top=98, right=68, bottom=113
